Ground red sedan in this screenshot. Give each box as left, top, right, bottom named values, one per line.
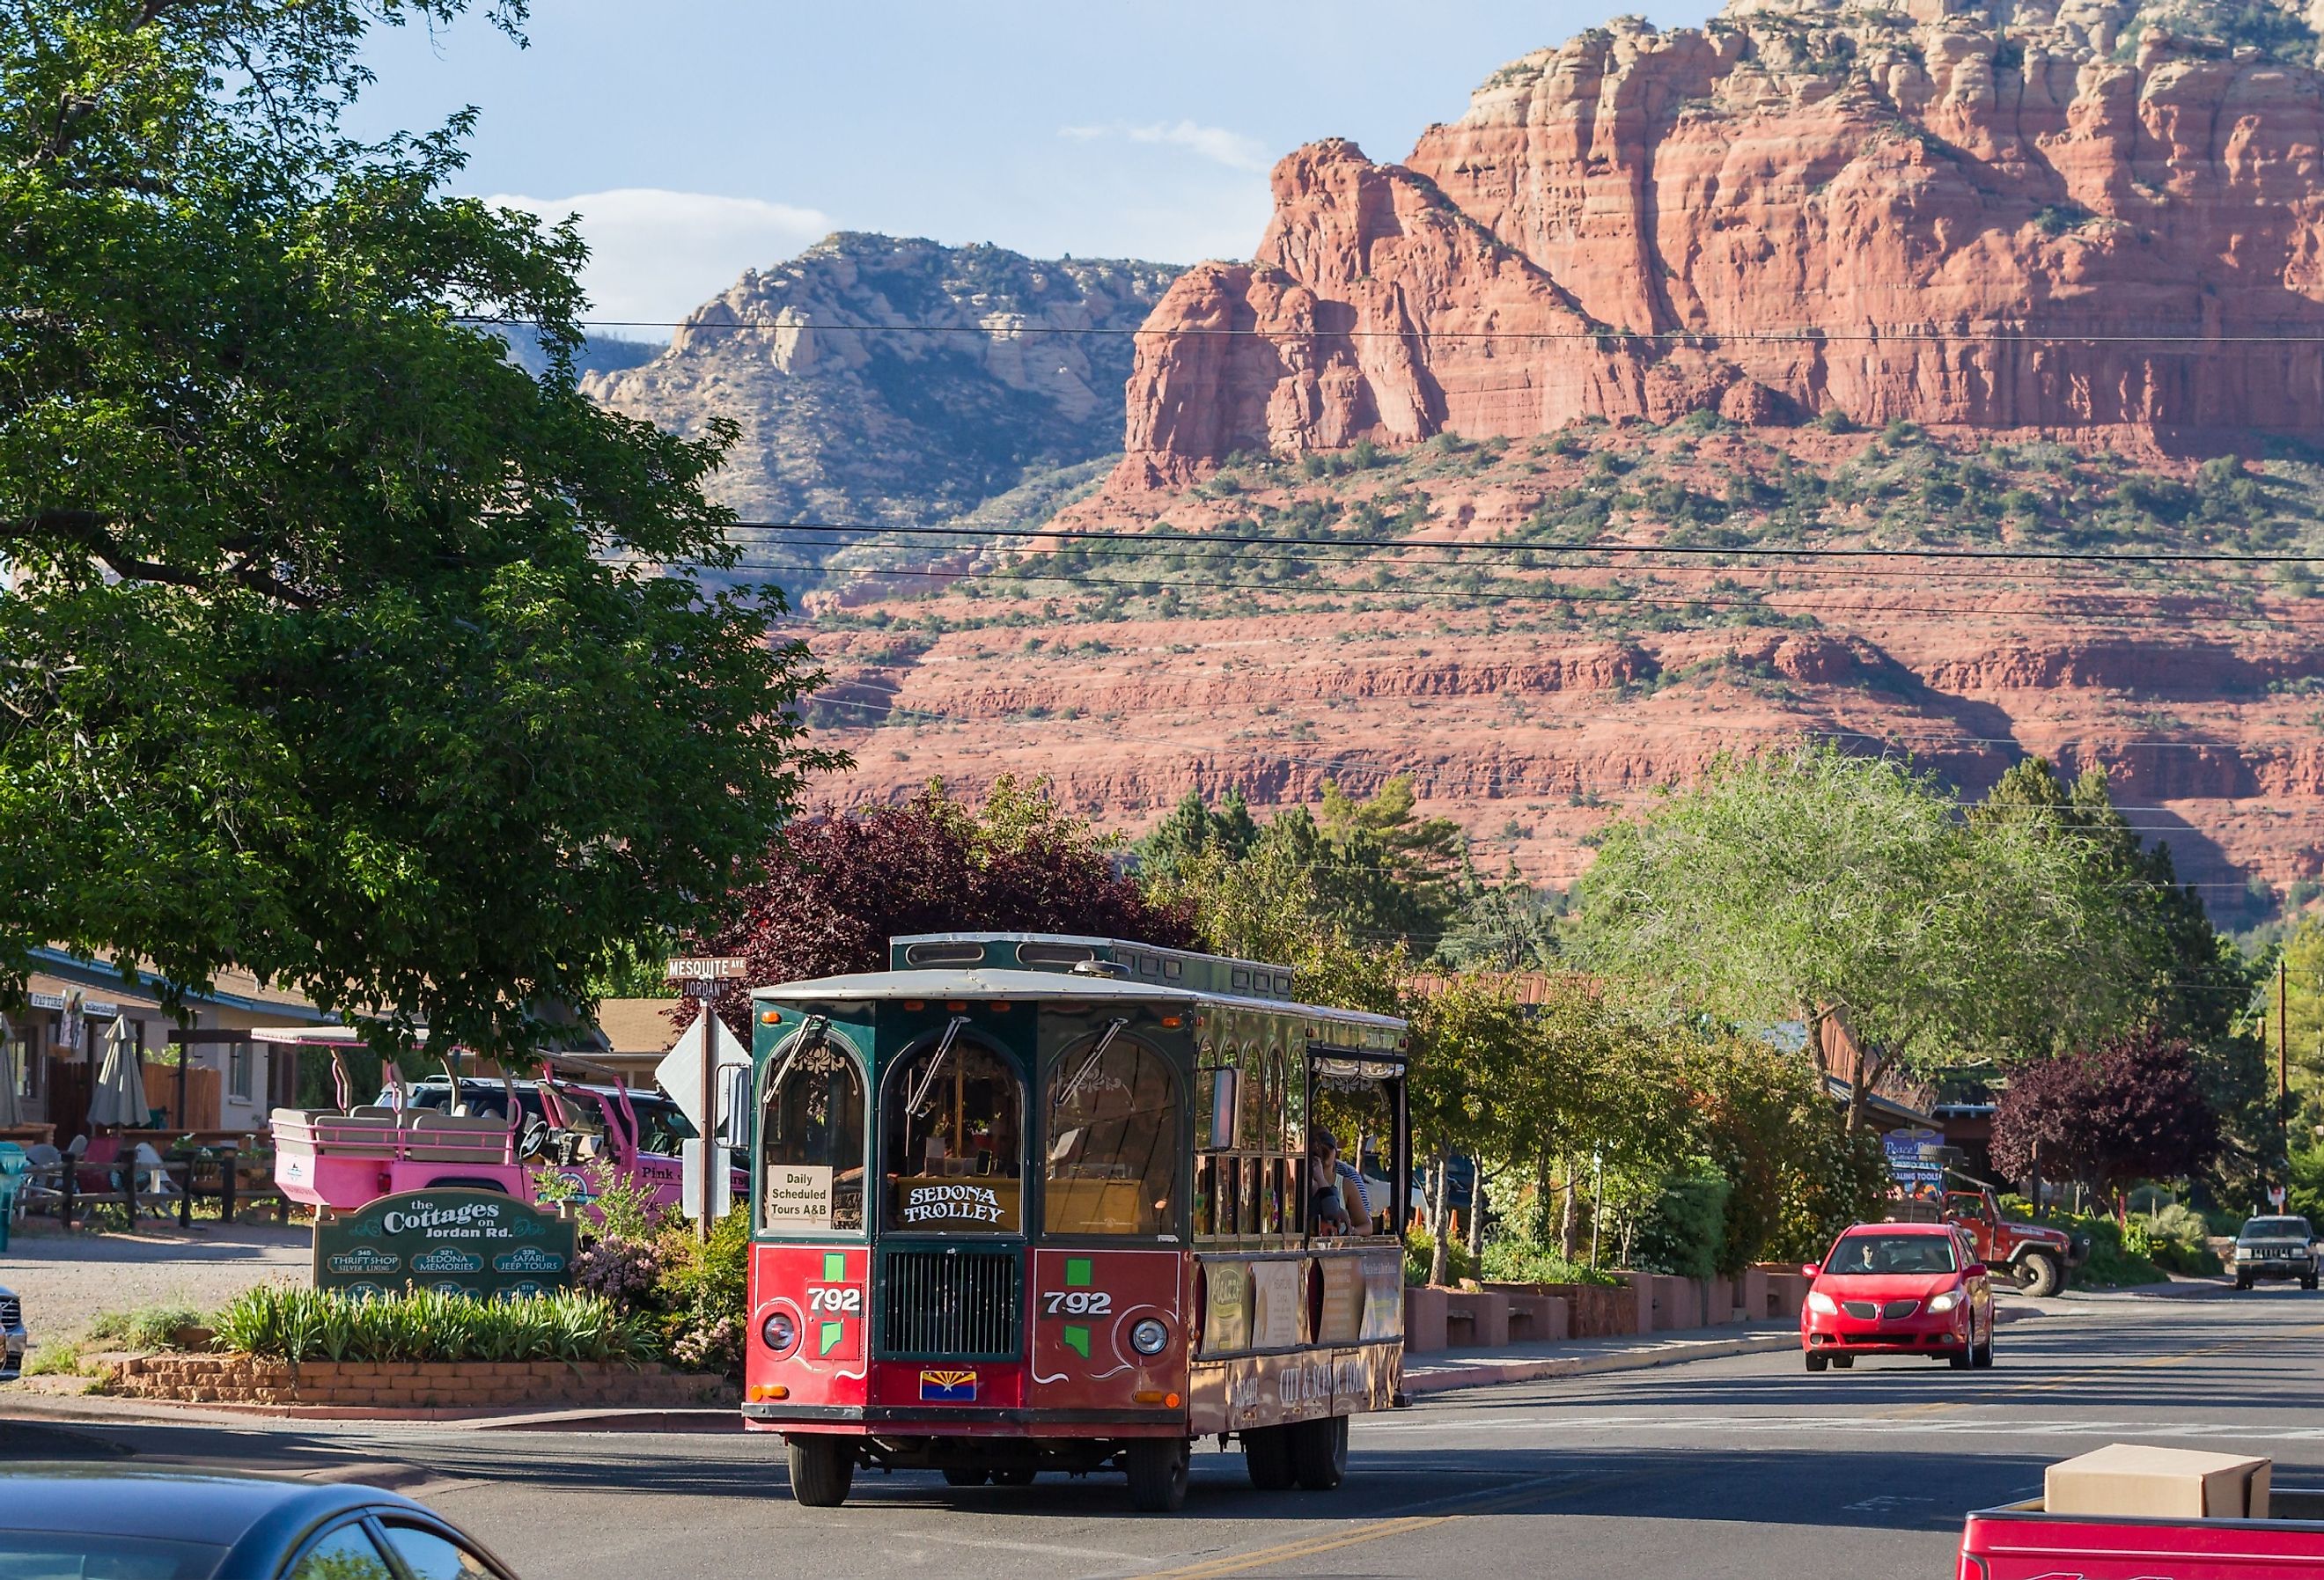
left=1800, top=1222, right=1995, bottom=1371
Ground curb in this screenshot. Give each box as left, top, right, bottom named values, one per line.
left=1402, top=1304, right=2048, bottom=1398
left=1403, top=1330, right=1795, bottom=1395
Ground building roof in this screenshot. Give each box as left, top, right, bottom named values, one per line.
left=25, top=948, right=335, bottom=1023
left=593, top=996, right=682, bottom=1057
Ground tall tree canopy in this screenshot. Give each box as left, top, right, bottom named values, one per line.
left=1973, top=759, right=2269, bottom=1183
left=1990, top=1031, right=2222, bottom=1209
left=686, top=779, right=1192, bottom=1034
left=1569, top=744, right=2133, bottom=1127
left=1, top=1, right=831, bottom=1054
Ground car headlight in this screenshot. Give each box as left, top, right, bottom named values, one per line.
left=1806, top=1291, right=1838, bottom=1315
left=761, top=1310, right=798, bottom=1356
left=1925, top=1290, right=1962, bottom=1314
left=1129, top=1318, right=1171, bottom=1356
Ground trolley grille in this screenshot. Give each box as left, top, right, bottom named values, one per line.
left=879, top=1247, right=1021, bottom=1358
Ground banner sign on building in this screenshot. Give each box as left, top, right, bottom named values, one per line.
left=1883, top=1126, right=1945, bottom=1192
left=313, top=1188, right=577, bottom=1301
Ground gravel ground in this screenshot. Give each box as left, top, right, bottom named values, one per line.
left=0, top=1218, right=310, bottom=1341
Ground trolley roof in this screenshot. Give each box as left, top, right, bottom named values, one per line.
left=751, top=966, right=1406, bottom=1037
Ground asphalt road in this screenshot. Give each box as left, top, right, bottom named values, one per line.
left=16, top=1289, right=2324, bottom=1579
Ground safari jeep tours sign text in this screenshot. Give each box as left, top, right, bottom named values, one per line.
left=313, top=1188, right=579, bottom=1301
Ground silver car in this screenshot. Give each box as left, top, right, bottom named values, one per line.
left=2232, top=1216, right=2319, bottom=1290
left=0, top=1285, right=23, bottom=1380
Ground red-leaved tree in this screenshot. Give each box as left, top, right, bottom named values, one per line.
left=1990, top=1029, right=2221, bottom=1213
left=680, top=777, right=1194, bottom=1035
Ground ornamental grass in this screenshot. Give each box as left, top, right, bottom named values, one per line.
left=211, top=1284, right=653, bottom=1366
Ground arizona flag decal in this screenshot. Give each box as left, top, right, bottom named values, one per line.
left=919, top=1369, right=979, bottom=1403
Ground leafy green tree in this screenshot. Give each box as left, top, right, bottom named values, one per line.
left=1570, top=745, right=2129, bottom=1129
left=1, top=1, right=833, bottom=1055
left=1973, top=760, right=2269, bottom=1187
left=1136, top=789, right=1260, bottom=882
left=1146, top=814, right=1402, bottom=1016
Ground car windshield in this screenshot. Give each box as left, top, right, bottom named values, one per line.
left=0, top=1532, right=224, bottom=1580
left=2240, top=1217, right=2313, bottom=1240
left=1825, top=1233, right=1959, bottom=1275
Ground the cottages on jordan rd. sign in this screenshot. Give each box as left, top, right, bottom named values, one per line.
left=313, top=1188, right=578, bottom=1301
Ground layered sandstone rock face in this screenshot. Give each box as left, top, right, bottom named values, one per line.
left=1119, top=0, right=2324, bottom=481
left=587, top=233, right=1180, bottom=529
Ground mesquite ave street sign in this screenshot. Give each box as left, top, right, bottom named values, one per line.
left=313, top=1188, right=577, bottom=1300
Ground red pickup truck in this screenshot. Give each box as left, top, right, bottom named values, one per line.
left=1960, top=1490, right=2324, bottom=1576
left=1891, top=1184, right=2088, bottom=1297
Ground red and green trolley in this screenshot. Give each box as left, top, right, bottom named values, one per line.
left=741, top=932, right=1413, bottom=1511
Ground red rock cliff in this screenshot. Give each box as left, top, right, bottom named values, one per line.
left=1119, top=0, right=2324, bottom=481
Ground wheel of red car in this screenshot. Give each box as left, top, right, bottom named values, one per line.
left=1805, top=1351, right=1828, bottom=1373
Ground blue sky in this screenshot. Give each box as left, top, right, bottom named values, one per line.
left=354, top=0, right=1709, bottom=332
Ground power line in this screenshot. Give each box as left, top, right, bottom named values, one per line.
left=716, top=519, right=2324, bottom=568
left=467, top=313, right=2324, bottom=348
left=716, top=556, right=2324, bottom=628
left=728, top=520, right=2324, bottom=570
left=797, top=690, right=2316, bottom=758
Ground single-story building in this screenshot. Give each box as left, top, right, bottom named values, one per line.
left=8, top=947, right=336, bottom=1142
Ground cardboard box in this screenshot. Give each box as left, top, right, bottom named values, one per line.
left=2046, top=1444, right=2273, bottom=1520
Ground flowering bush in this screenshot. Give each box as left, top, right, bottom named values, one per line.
left=574, top=1238, right=663, bottom=1304
left=669, top=1314, right=741, bottom=1373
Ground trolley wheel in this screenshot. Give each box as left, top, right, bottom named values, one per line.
left=1291, top=1414, right=1349, bottom=1491
left=990, top=1468, right=1037, bottom=1487
left=1243, top=1424, right=1295, bottom=1490
left=941, top=1467, right=989, bottom=1487
left=787, top=1435, right=854, bottom=1508
left=1805, top=1351, right=1828, bottom=1372
left=1125, top=1437, right=1190, bottom=1513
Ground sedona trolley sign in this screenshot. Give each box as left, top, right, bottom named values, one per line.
left=313, top=1188, right=577, bottom=1301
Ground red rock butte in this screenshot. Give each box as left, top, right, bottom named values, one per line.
left=1117, top=0, right=2324, bottom=484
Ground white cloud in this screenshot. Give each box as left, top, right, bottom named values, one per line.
left=485, top=188, right=832, bottom=332
left=1059, top=120, right=1272, bottom=173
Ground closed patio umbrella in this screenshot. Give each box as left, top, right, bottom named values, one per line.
left=0, top=1013, right=20, bottom=1128
left=88, top=1015, right=148, bottom=1129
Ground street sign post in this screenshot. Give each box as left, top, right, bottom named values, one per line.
left=666, top=957, right=749, bottom=1239
left=313, top=1188, right=577, bottom=1301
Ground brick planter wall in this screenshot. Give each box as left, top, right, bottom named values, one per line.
left=95, top=1353, right=734, bottom=1410
left=1533, top=1282, right=1638, bottom=1338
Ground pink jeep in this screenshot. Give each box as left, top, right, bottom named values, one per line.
left=271, top=1042, right=727, bottom=1216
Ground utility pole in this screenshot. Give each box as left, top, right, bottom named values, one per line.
left=2283, top=957, right=2293, bottom=1201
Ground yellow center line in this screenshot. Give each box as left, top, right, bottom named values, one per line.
left=1131, top=1473, right=1635, bottom=1579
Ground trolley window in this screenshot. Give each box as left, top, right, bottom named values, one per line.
left=1042, top=1025, right=1181, bottom=1238
left=759, top=1027, right=867, bottom=1232
left=883, top=1027, right=1024, bottom=1233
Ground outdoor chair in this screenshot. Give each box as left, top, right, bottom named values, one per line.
left=129, top=1143, right=182, bottom=1218
left=73, top=1134, right=122, bottom=1192
left=18, top=1143, right=64, bottom=1215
